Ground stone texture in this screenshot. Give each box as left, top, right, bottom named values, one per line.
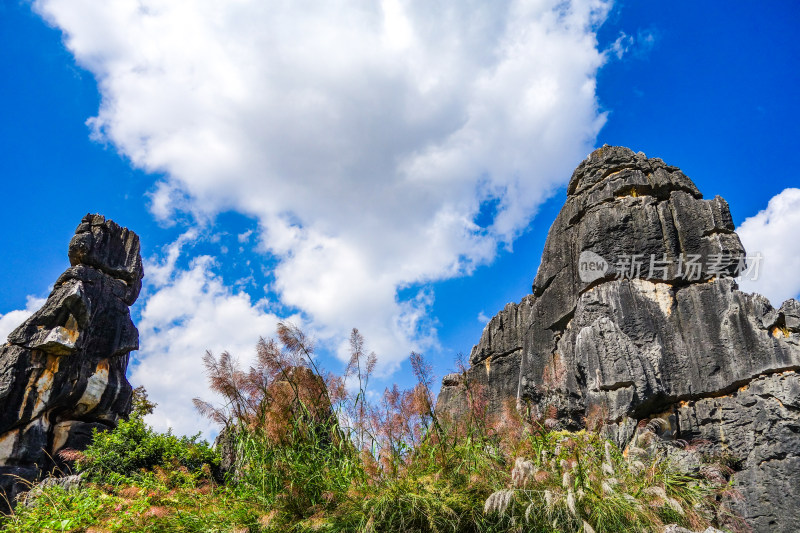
left=436, top=146, right=800, bottom=531
left=437, top=295, right=534, bottom=421
left=21, top=473, right=84, bottom=508
left=677, top=371, right=800, bottom=532
left=470, top=296, right=534, bottom=365
left=68, top=214, right=143, bottom=303
left=663, top=527, right=724, bottom=533
left=0, top=214, right=143, bottom=509
left=214, top=426, right=238, bottom=480
left=780, top=299, right=800, bottom=332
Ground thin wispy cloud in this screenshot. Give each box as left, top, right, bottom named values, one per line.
left=605, top=27, right=657, bottom=60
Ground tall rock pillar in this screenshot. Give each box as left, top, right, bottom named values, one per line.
left=0, top=214, right=143, bottom=507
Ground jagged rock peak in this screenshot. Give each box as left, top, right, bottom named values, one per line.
left=567, top=145, right=701, bottom=199
left=470, top=295, right=534, bottom=366
left=68, top=213, right=143, bottom=300
left=0, top=214, right=143, bottom=510
left=531, top=145, right=742, bottom=310
left=437, top=147, right=800, bottom=532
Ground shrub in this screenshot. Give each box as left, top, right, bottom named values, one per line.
left=76, top=393, right=218, bottom=482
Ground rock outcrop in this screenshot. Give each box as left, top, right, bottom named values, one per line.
left=437, top=296, right=534, bottom=419
left=0, top=214, right=143, bottom=509
left=437, top=146, right=800, bottom=532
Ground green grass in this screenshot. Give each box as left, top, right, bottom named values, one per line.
left=0, top=325, right=739, bottom=532
left=483, top=430, right=724, bottom=532
left=0, top=421, right=735, bottom=533
left=2, top=473, right=267, bottom=532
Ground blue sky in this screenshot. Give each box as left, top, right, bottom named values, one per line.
left=1, top=0, right=798, bottom=437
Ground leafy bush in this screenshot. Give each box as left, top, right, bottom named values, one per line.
left=76, top=399, right=218, bottom=482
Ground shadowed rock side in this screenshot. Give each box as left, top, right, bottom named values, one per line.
left=0, top=214, right=143, bottom=509
left=436, top=146, right=800, bottom=532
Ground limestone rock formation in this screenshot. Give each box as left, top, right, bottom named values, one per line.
left=0, top=214, right=143, bottom=508
left=437, top=296, right=534, bottom=420
left=437, top=146, right=800, bottom=532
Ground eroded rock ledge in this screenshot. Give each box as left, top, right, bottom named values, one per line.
left=437, top=146, right=800, bottom=532
left=0, top=214, right=143, bottom=509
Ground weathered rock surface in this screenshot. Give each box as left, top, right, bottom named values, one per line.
left=437, top=296, right=534, bottom=420
left=437, top=146, right=800, bottom=531
left=678, top=371, right=800, bottom=531
left=0, top=214, right=143, bottom=509
left=663, top=527, right=724, bottom=533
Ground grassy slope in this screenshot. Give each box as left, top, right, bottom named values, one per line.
left=0, top=325, right=741, bottom=532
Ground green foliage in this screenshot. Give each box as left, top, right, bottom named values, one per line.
left=1, top=484, right=110, bottom=533
left=232, top=422, right=361, bottom=517
left=1, top=472, right=265, bottom=532
left=76, top=403, right=218, bottom=482
left=131, top=385, right=158, bottom=418
left=336, top=439, right=510, bottom=533
left=1, top=327, right=740, bottom=533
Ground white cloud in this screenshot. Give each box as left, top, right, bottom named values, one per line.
left=35, top=0, right=612, bottom=369
left=0, top=296, right=47, bottom=343
left=608, top=32, right=634, bottom=59
left=130, top=239, right=291, bottom=438
left=605, top=28, right=657, bottom=61
left=736, top=188, right=800, bottom=307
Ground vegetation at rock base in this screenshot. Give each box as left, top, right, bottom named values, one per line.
left=1, top=324, right=743, bottom=532
left=73, top=389, right=218, bottom=484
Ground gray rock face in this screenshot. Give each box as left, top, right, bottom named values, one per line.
left=436, top=147, right=800, bottom=531
left=437, top=295, right=534, bottom=421
left=0, top=214, right=143, bottom=509
left=678, top=371, right=800, bottom=531
left=470, top=296, right=534, bottom=366
left=663, top=527, right=724, bottom=533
